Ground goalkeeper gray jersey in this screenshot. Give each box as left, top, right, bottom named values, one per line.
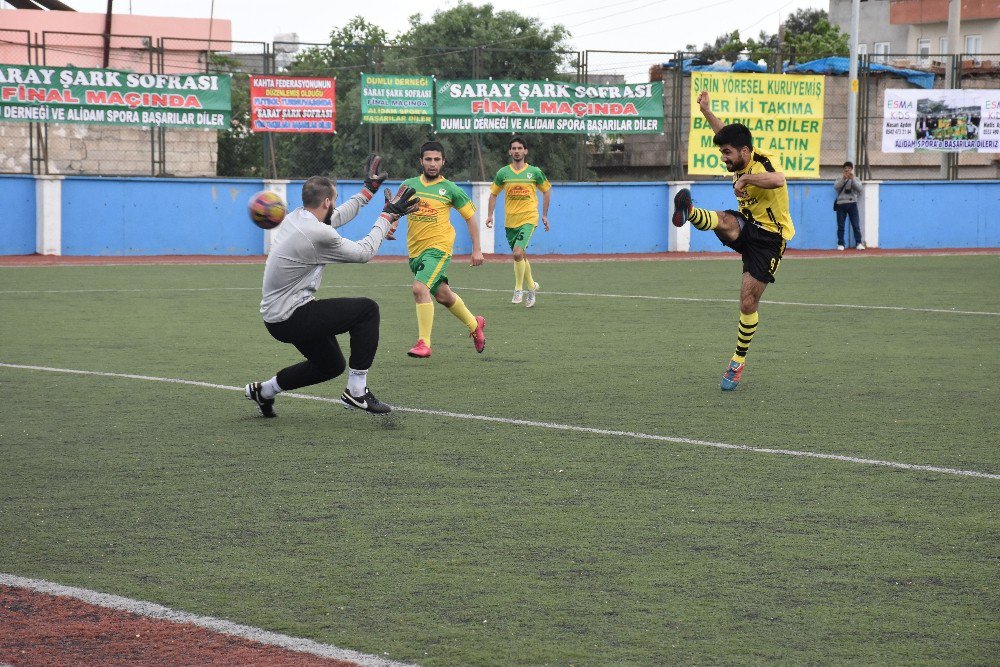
left=260, top=193, right=390, bottom=323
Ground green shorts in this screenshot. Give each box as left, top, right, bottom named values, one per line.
left=409, top=248, right=451, bottom=296
left=505, top=223, right=536, bottom=251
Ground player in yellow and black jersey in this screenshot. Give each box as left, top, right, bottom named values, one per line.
left=671, top=90, right=795, bottom=391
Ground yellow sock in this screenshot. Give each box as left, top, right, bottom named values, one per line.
left=514, top=260, right=526, bottom=291
left=733, top=311, right=759, bottom=363
left=447, top=294, right=478, bottom=332
left=522, top=259, right=536, bottom=289
left=416, top=302, right=434, bottom=346
left=689, top=208, right=719, bottom=231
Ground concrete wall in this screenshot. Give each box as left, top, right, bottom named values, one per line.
left=1, top=175, right=997, bottom=256
left=25, top=126, right=219, bottom=178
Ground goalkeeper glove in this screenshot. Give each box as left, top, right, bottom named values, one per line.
left=361, top=154, right=388, bottom=201
left=380, top=185, right=419, bottom=239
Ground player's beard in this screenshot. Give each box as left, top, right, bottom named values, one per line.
left=724, top=156, right=747, bottom=172
left=323, top=204, right=333, bottom=225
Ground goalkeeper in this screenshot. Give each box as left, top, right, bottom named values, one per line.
left=244, top=155, right=419, bottom=417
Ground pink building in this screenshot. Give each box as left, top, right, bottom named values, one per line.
left=0, top=5, right=232, bottom=73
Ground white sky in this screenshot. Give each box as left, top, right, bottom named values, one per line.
left=33, top=0, right=830, bottom=54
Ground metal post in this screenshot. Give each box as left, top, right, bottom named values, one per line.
left=847, top=0, right=860, bottom=164
left=577, top=50, right=589, bottom=181
left=672, top=51, right=684, bottom=180
left=941, top=0, right=962, bottom=179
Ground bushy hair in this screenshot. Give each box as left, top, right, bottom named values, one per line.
left=301, top=176, right=335, bottom=208
left=713, top=123, right=754, bottom=150
left=420, top=141, right=445, bottom=158
left=509, top=136, right=528, bottom=150
left=843, top=160, right=854, bottom=168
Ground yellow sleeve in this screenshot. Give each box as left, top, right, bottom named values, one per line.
left=489, top=183, right=503, bottom=196
left=457, top=201, right=476, bottom=220
left=537, top=180, right=552, bottom=193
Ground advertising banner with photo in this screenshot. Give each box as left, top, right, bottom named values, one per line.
left=882, top=88, right=1000, bottom=153
left=0, top=64, right=230, bottom=128
left=687, top=72, right=824, bottom=178
left=249, top=75, right=335, bottom=133
left=360, top=74, right=433, bottom=124
left=434, top=79, right=663, bottom=134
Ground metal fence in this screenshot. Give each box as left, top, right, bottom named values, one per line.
left=3, top=32, right=999, bottom=181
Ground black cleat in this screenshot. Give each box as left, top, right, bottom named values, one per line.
left=340, top=388, right=392, bottom=414
left=245, top=381, right=276, bottom=418
left=672, top=187, right=692, bottom=227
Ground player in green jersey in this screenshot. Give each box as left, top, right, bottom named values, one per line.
left=486, top=136, right=551, bottom=308
left=401, top=141, right=486, bottom=359
left=671, top=91, right=795, bottom=391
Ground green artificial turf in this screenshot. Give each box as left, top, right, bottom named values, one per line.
left=1, top=255, right=997, bottom=665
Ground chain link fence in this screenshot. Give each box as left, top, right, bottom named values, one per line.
left=3, top=33, right=998, bottom=180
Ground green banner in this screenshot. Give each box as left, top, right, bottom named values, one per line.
left=360, top=73, right=433, bottom=124
left=0, top=65, right=231, bottom=128
left=435, top=79, right=663, bottom=134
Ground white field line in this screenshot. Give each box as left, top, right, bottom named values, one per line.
left=1, top=362, right=997, bottom=481
left=1, top=284, right=997, bottom=317
left=0, top=573, right=415, bottom=667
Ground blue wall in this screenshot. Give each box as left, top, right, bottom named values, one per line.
left=60, top=177, right=265, bottom=255
left=0, top=176, right=37, bottom=255
left=521, top=183, right=670, bottom=254
left=328, top=180, right=470, bottom=258
left=2, top=175, right=997, bottom=255
left=337, top=180, right=669, bottom=255
left=879, top=181, right=1000, bottom=249
left=688, top=180, right=866, bottom=252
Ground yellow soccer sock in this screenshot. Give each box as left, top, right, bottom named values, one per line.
left=522, top=259, right=536, bottom=289
left=447, top=294, right=478, bottom=332
left=733, top=311, right=759, bottom=363
left=416, top=302, right=434, bottom=346
left=689, top=208, right=719, bottom=231
left=514, top=259, right=526, bottom=291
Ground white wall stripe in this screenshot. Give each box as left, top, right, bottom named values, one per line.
left=0, top=573, right=415, bottom=667
left=1, top=285, right=997, bottom=317
left=1, top=362, right=996, bottom=480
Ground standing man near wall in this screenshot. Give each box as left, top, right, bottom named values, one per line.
left=485, top=136, right=551, bottom=308
left=245, top=159, right=419, bottom=417
left=833, top=161, right=866, bottom=251
left=402, top=141, right=487, bottom=359
left=671, top=91, right=795, bottom=391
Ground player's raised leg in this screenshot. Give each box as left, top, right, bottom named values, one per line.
left=673, top=188, right=747, bottom=238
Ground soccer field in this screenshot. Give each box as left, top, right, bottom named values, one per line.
left=1, top=254, right=998, bottom=665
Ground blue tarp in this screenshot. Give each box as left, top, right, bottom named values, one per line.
left=785, top=56, right=936, bottom=89
left=663, top=55, right=936, bottom=89
left=733, top=60, right=768, bottom=73
left=667, top=58, right=767, bottom=73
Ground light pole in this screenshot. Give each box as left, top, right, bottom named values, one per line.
left=846, top=0, right=860, bottom=164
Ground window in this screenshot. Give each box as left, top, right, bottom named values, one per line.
left=873, top=42, right=890, bottom=64
left=917, top=38, right=931, bottom=65
left=857, top=43, right=868, bottom=56
left=939, top=37, right=948, bottom=55
left=965, top=35, right=982, bottom=55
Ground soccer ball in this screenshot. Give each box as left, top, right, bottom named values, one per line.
left=248, top=191, right=287, bottom=229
